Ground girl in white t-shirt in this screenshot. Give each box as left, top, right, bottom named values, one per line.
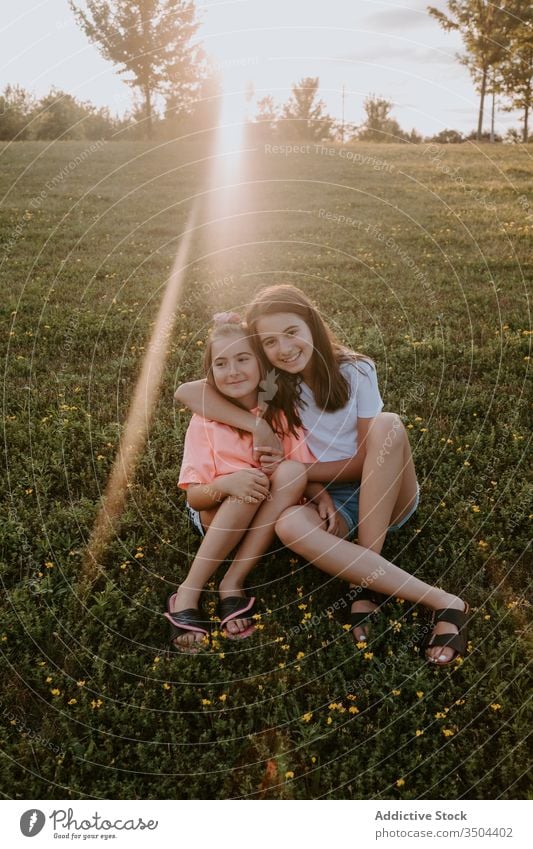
left=176, top=287, right=469, bottom=666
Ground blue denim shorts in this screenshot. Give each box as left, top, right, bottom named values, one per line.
left=326, top=482, right=420, bottom=541
left=187, top=504, right=205, bottom=537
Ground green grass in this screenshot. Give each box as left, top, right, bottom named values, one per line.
left=1, top=138, right=531, bottom=799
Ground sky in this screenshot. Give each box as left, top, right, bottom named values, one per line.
left=0, top=0, right=523, bottom=136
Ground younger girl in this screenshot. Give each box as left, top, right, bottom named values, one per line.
left=168, top=312, right=330, bottom=651
left=176, top=288, right=469, bottom=666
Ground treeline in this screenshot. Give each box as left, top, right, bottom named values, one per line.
left=0, top=82, right=218, bottom=142
left=0, top=80, right=524, bottom=144
left=249, top=80, right=516, bottom=144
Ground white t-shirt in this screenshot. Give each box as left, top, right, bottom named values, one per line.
left=298, top=359, right=383, bottom=461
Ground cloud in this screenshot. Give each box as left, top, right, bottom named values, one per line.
left=362, top=6, right=433, bottom=31
left=341, top=44, right=457, bottom=66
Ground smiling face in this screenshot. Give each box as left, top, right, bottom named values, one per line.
left=209, top=331, right=261, bottom=409
left=255, top=312, right=315, bottom=381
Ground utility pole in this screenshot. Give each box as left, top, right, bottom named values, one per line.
left=341, top=84, right=345, bottom=144
left=490, top=71, right=496, bottom=143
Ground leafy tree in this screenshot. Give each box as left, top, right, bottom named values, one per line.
left=499, top=8, right=533, bottom=142
left=281, top=77, right=334, bottom=141
left=357, top=96, right=410, bottom=142
left=252, top=95, right=281, bottom=140
left=427, top=128, right=465, bottom=143
left=0, top=85, right=35, bottom=140
left=428, top=1, right=515, bottom=141
left=69, top=1, right=205, bottom=138
left=33, top=90, right=88, bottom=140
left=164, top=72, right=221, bottom=139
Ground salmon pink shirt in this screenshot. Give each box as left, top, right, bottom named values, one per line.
left=179, top=408, right=314, bottom=490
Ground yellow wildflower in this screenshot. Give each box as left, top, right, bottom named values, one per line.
left=442, top=728, right=455, bottom=737
left=364, top=652, right=374, bottom=660
left=218, top=694, right=227, bottom=702
left=348, top=706, right=359, bottom=714
left=392, top=689, right=401, bottom=696
left=50, top=688, right=61, bottom=697
left=201, top=699, right=211, bottom=706
left=415, top=729, right=424, bottom=737
left=285, top=771, right=294, bottom=779
left=68, top=698, right=77, bottom=705
left=396, top=778, right=405, bottom=787
left=301, top=712, right=313, bottom=723
left=416, top=691, right=424, bottom=699
left=490, top=703, right=502, bottom=711
left=163, top=683, right=171, bottom=691
left=90, top=699, right=103, bottom=709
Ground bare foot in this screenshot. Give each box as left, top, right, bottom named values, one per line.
left=168, top=587, right=207, bottom=651
left=218, top=583, right=254, bottom=636
left=426, top=593, right=466, bottom=664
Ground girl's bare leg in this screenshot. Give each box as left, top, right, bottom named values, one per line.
left=170, top=498, right=263, bottom=648
left=351, top=413, right=419, bottom=640
left=220, top=461, right=308, bottom=634
left=276, top=505, right=465, bottom=663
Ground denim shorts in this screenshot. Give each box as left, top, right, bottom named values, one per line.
left=187, top=504, right=205, bottom=537
left=326, top=482, right=420, bottom=541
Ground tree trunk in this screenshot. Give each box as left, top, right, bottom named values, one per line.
left=490, top=87, right=495, bottom=143
left=524, top=99, right=529, bottom=144
left=144, top=85, right=152, bottom=139
left=477, top=66, right=487, bottom=140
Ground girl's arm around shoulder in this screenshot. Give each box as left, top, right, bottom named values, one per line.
left=174, top=378, right=281, bottom=452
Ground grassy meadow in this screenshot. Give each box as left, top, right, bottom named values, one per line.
left=0, top=136, right=531, bottom=799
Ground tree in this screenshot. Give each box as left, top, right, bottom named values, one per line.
left=357, top=96, right=410, bottom=142
left=499, top=9, right=533, bottom=142
left=251, top=95, right=281, bottom=140
left=0, top=85, right=35, bottom=140
left=33, top=90, right=88, bottom=140
left=428, top=1, right=514, bottom=141
left=281, top=77, right=334, bottom=141
left=69, top=1, right=205, bottom=138
left=427, top=128, right=464, bottom=143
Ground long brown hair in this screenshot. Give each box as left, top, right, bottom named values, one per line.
left=246, top=285, right=373, bottom=433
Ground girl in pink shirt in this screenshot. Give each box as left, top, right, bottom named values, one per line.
left=166, top=313, right=332, bottom=651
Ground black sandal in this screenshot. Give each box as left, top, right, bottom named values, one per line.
left=423, top=602, right=470, bottom=666
left=219, top=595, right=257, bottom=639
left=349, top=587, right=388, bottom=642
left=164, top=592, right=211, bottom=652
